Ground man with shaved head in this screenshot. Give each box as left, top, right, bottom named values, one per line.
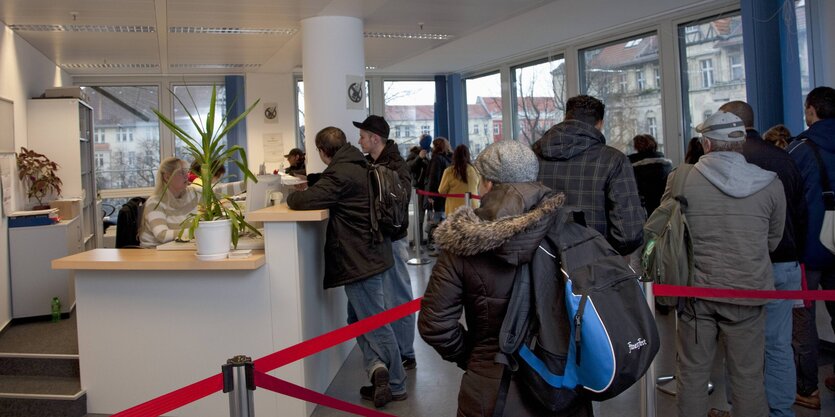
left=719, top=100, right=806, bottom=416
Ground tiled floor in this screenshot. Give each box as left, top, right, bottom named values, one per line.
left=309, top=250, right=835, bottom=417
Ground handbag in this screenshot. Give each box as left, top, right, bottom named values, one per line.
left=804, top=140, right=835, bottom=254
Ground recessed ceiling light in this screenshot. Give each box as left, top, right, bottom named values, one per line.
left=9, top=24, right=155, bottom=33
left=169, top=27, right=297, bottom=35
left=365, top=66, right=377, bottom=70
left=60, top=63, right=159, bottom=69
left=169, top=63, right=261, bottom=69
left=364, top=32, right=453, bottom=40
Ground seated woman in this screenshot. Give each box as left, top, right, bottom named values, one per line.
left=139, top=157, right=243, bottom=248
left=438, top=144, right=480, bottom=216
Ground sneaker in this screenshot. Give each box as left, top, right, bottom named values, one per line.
left=794, top=389, right=821, bottom=410
left=360, top=367, right=392, bottom=408
left=402, top=357, right=417, bottom=370
left=826, top=376, right=835, bottom=392
left=707, top=408, right=730, bottom=417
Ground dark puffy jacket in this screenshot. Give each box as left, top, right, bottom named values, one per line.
left=367, top=139, right=412, bottom=241
left=533, top=120, right=645, bottom=255
left=628, top=151, right=672, bottom=217
left=427, top=152, right=452, bottom=212
left=419, top=182, right=591, bottom=417
left=287, top=143, right=393, bottom=289
left=788, top=118, right=835, bottom=269
left=742, top=129, right=806, bottom=263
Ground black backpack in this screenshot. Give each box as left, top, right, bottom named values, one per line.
left=368, top=163, right=410, bottom=239
left=115, top=196, right=147, bottom=248
left=494, top=209, right=659, bottom=415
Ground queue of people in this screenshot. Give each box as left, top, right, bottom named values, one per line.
left=135, top=86, right=835, bottom=416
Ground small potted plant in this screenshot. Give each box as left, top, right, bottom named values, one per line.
left=152, top=86, right=260, bottom=257
left=17, top=147, right=63, bottom=210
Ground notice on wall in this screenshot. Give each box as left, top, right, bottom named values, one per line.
left=263, top=102, right=278, bottom=124
left=263, top=133, right=284, bottom=163
left=0, top=153, right=18, bottom=216
left=346, top=75, right=365, bottom=110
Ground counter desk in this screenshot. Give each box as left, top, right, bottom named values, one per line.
left=53, top=204, right=349, bottom=417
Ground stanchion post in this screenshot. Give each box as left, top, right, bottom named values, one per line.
left=408, top=189, right=430, bottom=265
left=223, top=355, right=255, bottom=417
left=641, top=280, right=656, bottom=417
left=464, top=192, right=471, bottom=208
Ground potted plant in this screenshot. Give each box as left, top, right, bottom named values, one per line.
left=17, top=147, right=63, bottom=210
left=152, top=86, right=260, bottom=256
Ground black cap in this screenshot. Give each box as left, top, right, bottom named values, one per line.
left=284, top=148, right=305, bottom=158
left=352, top=115, right=390, bottom=139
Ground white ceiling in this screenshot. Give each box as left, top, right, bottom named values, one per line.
left=0, top=0, right=557, bottom=76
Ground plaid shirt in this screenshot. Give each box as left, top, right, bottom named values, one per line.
left=533, top=120, right=645, bottom=255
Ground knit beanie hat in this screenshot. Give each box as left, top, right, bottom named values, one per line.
left=419, top=134, right=432, bottom=152
left=474, top=140, right=539, bottom=183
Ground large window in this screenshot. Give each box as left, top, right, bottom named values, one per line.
left=172, top=85, right=227, bottom=165
left=795, top=0, right=812, bottom=103
left=511, top=57, right=566, bottom=149
left=82, top=86, right=160, bottom=192
left=680, top=13, right=746, bottom=139
left=383, top=81, right=435, bottom=157
left=581, top=33, right=663, bottom=153
left=464, top=72, right=502, bottom=156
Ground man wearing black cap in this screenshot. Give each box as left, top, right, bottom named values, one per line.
left=354, top=115, right=418, bottom=373
left=284, top=148, right=306, bottom=176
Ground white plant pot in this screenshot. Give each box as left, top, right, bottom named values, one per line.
left=195, top=218, right=232, bottom=259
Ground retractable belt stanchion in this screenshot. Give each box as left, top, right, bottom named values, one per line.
left=408, top=188, right=430, bottom=265
left=641, top=279, right=656, bottom=417
left=464, top=192, right=471, bottom=209
left=223, top=355, right=255, bottom=417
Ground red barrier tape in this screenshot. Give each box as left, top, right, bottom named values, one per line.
left=111, top=374, right=223, bottom=417
left=113, top=297, right=422, bottom=416
left=653, top=284, right=835, bottom=301
left=416, top=189, right=481, bottom=200
left=254, top=370, right=397, bottom=417
left=255, top=298, right=422, bottom=372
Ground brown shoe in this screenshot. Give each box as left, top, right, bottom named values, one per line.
left=707, top=408, right=730, bottom=417
left=826, top=376, right=835, bottom=392
left=794, top=389, right=821, bottom=410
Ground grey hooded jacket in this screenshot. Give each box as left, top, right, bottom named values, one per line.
left=667, top=151, right=785, bottom=306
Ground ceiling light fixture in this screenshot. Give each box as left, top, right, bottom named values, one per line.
left=169, top=63, right=261, bottom=69
left=364, top=32, right=452, bottom=40
left=60, top=63, right=159, bottom=69
left=169, top=27, right=297, bottom=35
left=365, top=66, right=377, bottom=70
left=9, top=24, right=155, bottom=33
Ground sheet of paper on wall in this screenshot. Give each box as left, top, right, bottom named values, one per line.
left=263, top=133, right=284, bottom=163
left=0, top=153, right=17, bottom=216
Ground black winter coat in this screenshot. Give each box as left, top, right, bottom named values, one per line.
left=427, top=152, right=452, bottom=212
left=287, top=143, right=393, bottom=289
left=628, top=151, right=672, bottom=217
left=419, top=182, right=592, bottom=417
left=743, top=129, right=807, bottom=263
left=368, top=139, right=412, bottom=241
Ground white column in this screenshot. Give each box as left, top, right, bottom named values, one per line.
left=301, top=16, right=366, bottom=173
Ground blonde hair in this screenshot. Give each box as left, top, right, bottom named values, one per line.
left=153, top=157, right=187, bottom=198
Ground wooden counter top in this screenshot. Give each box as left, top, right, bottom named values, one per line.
left=246, top=203, right=328, bottom=222
left=53, top=249, right=266, bottom=271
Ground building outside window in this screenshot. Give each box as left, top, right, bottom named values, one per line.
left=421, top=125, right=430, bottom=135
left=510, top=57, right=566, bottom=149
left=647, top=116, right=658, bottom=138
left=654, top=66, right=661, bottom=88
left=465, top=72, right=502, bottom=155
left=94, top=128, right=104, bottom=143
left=680, top=13, right=747, bottom=139
left=95, top=153, right=104, bottom=168
left=394, top=125, right=402, bottom=138
left=473, top=124, right=479, bottom=134
left=581, top=33, right=663, bottom=153
left=383, top=80, right=435, bottom=157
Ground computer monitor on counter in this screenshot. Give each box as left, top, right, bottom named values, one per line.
left=245, top=175, right=284, bottom=215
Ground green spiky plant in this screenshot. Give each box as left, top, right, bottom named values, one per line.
left=152, top=85, right=260, bottom=248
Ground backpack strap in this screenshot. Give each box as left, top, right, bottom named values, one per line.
left=670, top=163, right=693, bottom=208
left=493, top=262, right=534, bottom=417
left=803, top=140, right=835, bottom=210
left=492, top=368, right=513, bottom=417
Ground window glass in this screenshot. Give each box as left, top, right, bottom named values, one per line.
left=679, top=13, right=746, bottom=140
left=511, top=57, right=566, bottom=149
left=383, top=81, right=436, bottom=157
left=465, top=72, right=502, bottom=156
left=581, top=33, right=663, bottom=153
left=81, top=86, right=160, bottom=191
left=171, top=85, right=227, bottom=164
left=795, top=0, right=811, bottom=97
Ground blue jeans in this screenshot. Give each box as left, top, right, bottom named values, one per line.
left=344, top=272, right=406, bottom=395
left=765, top=262, right=800, bottom=417
left=385, top=238, right=415, bottom=359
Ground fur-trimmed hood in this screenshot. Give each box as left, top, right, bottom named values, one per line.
left=434, top=182, right=564, bottom=265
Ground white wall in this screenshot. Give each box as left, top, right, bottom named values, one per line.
left=0, top=22, right=71, bottom=329
left=244, top=72, right=301, bottom=175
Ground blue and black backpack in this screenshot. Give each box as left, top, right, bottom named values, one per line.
left=493, top=209, right=659, bottom=415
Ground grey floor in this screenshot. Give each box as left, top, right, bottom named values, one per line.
left=309, top=249, right=835, bottom=417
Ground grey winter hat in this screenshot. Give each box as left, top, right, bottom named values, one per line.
left=474, top=140, right=539, bottom=183
left=696, top=111, right=746, bottom=142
